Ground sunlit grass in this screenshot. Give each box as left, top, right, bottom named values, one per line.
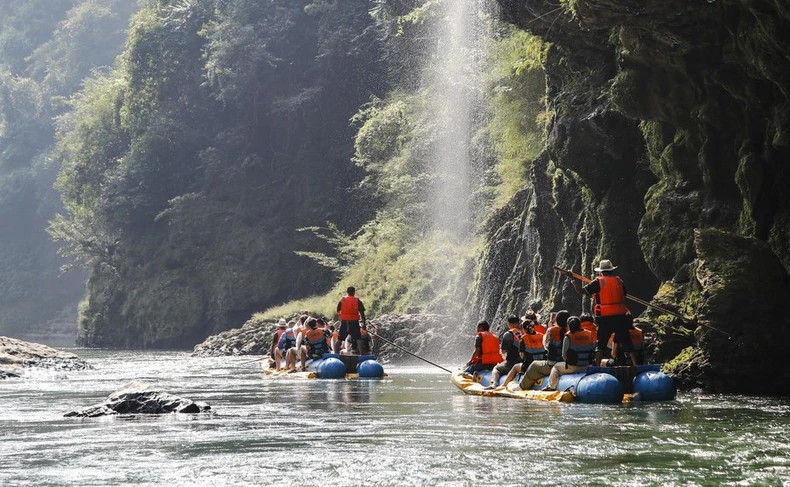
left=255, top=295, right=337, bottom=321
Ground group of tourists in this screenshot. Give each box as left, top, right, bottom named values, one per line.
left=269, top=286, right=373, bottom=373
left=464, top=259, right=645, bottom=391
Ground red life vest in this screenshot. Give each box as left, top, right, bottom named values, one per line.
left=272, top=329, right=286, bottom=353
left=534, top=323, right=547, bottom=334
left=339, top=295, right=361, bottom=321
left=478, top=331, right=501, bottom=365
left=593, top=275, right=629, bottom=316
left=629, top=327, right=644, bottom=350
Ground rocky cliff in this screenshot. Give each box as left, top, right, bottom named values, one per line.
left=478, top=0, right=790, bottom=393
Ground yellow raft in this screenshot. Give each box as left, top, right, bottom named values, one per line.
left=450, top=370, right=575, bottom=403
left=262, top=365, right=362, bottom=380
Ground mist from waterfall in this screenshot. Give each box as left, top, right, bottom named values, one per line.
left=425, top=0, right=492, bottom=240
left=416, top=0, right=496, bottom=318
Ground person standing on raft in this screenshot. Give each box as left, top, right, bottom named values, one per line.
left=571, top=259, right=638, bottom=367
left=336, top=286, right=367, bottom=354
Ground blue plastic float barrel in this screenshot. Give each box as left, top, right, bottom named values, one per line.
left=632, top=370, right=676, bottom=401
left=556, top=372, right=587, bottom=392
left=576, top=372, right=624, bottom=403
left=357, top=360, right=385, bottom=378
left=319, top=357, right=347, bottom=379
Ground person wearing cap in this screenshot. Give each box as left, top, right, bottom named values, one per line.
left=270, top=318, right=289, bottom=369
left=571, top=259, right=637, bottom=366
left=486, top=315, right=523, bottom=389
left=336, top=286, right=367, bottom=354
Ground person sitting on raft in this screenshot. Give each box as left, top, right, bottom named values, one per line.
left=303, top=318, right=330, bottom=361
left=486, top=315, right=523, bottom=389
left=607, top=318, right=645, bottom=366
left=271, top=318, right=289, bottom=370
left=522, top=309, right=546, bottom=334
left=344, top=322, right=374, bottom=355
left=463, top=321, right=501, bottom=378
left=359, top=322, right=374, bottom=355
left=500, top=318, right=546, bottom=388
left=579, top=313, right=597, bottom=343
left=542, top=316, right=595, bottom=391
left=517, top=310, right=569, bottom=390
left=276, top=322, right=299, bottom=372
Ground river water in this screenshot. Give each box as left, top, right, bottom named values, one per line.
left=1, top=350, right=788, bottom=486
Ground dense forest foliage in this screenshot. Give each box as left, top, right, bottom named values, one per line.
left=0, top=0, right=137, bottom=336
left=43, top=0, right=546, bottom=347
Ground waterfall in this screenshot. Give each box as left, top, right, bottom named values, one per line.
left=425, top=0, right=492, bottom=239
left=426, top=0, right=489, bottom=240
left=418, top=0, right=495, bottom=319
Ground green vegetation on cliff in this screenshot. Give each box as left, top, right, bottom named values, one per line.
left=52, top=0, right=386, bottom=347
left=261, top=5, right=547, bottom=322
left=0, top=0, right=136, bottom=336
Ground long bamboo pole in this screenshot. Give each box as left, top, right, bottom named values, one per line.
left=369, top=331, right=454, bottom=373
left=554, top=266, right=733, bottom=338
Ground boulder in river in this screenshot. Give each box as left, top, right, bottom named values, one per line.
left=65, top=381, right=211, bottom=417
left=0, top=336, right=91, bottom=378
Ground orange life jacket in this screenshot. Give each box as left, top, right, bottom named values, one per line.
left=565, top=329, right=595, bottom=366
left=547, top=325, right=566, bottom=362
left=534, top=323, right=547, bottom=335
left=593, top=275, right=629, bottom=316
left=478, top=331, right=501, bottom=365
left=305, top=327, right=328, bottom=357
left=338, top=295, right=361, bottom=321
left=521, top=332, right=547, bottom=361
left=580, top=321, right=597, bottom=343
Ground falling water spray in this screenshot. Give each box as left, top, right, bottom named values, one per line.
left=426, top=0, right=491, bottom=238
left=419, top=0, right=497, bottom=321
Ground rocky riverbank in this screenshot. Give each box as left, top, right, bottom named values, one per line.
left=193, top=313, right=468, bottom=365
left=0, top=336, right=91, bottom=378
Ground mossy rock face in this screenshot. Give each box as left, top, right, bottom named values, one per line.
left=638, top=185, right=699, bottom=280
left=658, top=229, right=790, bottom=394
left=495, top=0, right=790, bottom=394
